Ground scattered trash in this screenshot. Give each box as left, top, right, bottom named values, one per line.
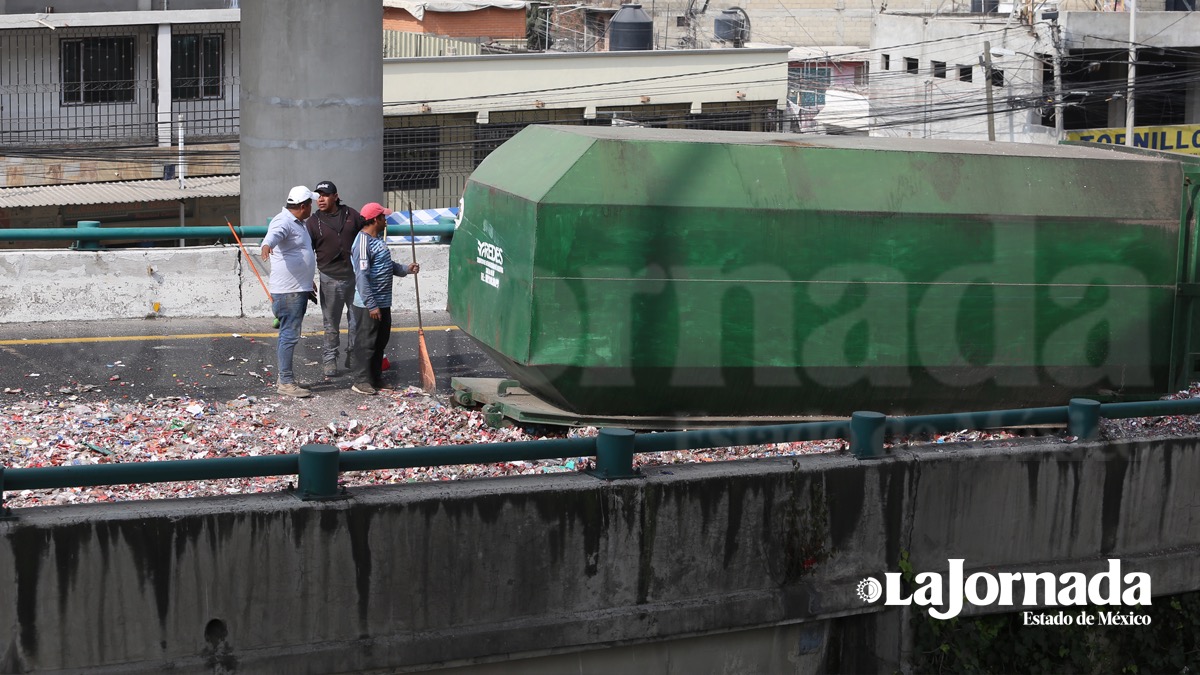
left=5, top=373, right=1200, bottom=509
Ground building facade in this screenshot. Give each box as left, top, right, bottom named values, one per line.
left=870, top=8, right=1200, bottom=143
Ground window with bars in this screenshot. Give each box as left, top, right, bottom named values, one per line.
left=384, top=126, right=440, bottom=191
left=61, top=36, right=136, bottom=104
left=474, top=123, right=526, bottom=167
left=791, top=65, right=831, bottom=107
left=172, top=34, right=223, bottom=100
left=685, top=110, right=754, bottom=131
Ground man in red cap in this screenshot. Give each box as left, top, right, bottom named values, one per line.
left=349, top=202, right=419, bottom=395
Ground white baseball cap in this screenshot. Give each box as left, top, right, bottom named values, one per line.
left=286, top=185, right=313, bottom=205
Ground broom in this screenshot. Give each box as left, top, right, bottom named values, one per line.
left=226, top=217, right=278, bottom=328
left=408, top=202, right=437, bottom=392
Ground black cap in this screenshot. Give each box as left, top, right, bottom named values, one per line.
left=314, top=180, right=337, bottom=195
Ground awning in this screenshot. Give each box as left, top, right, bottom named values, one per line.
left=383, top=0, right=525, bottom=21
left=0, top=175, right=240, bottom=209
left=786, top=46, right=868, bottom=63
left=386, top=207, right=459, bottom=243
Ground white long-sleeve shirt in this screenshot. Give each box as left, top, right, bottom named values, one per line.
left=263, top=208, right=316, bottom=294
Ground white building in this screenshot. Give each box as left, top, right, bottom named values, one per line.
left=870, top=8, right=1200, bottom=144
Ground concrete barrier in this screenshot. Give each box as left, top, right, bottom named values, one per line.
left=2, top=435, right=1199, bottom=673
left=0, top=245, right=450, bottom=323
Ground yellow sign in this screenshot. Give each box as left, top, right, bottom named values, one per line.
left=1067, top=124, right=1200, bottom=156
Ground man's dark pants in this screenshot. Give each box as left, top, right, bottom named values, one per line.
left=351, top=305, right=392, bottom=388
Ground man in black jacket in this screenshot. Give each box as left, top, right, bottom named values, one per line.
left=306, top=180, right=367, bottom=377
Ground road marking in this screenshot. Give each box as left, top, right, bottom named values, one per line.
left=0, top=326, right=460, bottom=346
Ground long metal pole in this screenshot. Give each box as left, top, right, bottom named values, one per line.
left=1052, top=22, right=1064, bottom=140
left=178, top=114, right=186, bottom=247
left=983, top=41, right=996, bottom=142
left=1125, top=0, right=1136, bottom=146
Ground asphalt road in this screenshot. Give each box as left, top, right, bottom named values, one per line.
left=0, top=310, right=507, bottom=403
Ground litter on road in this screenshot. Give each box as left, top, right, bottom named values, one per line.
left=3, top=377, right=1200, bottom=509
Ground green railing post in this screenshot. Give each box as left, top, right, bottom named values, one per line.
left=592, top=428, right=639, bottom=479
left=74, top=221, right=103, bottom=250
left=1068, top=398, right=1102, bottom=440
left=298, top=444, right=341, bottom=500
left=850, top=411, right=886, bottom=459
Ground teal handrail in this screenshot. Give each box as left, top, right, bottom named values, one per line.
left=0, top=222, right=456, bottom=242
left=3, top=455, right=299, bottom=490
left=1, top=397, right=1195, bottom=507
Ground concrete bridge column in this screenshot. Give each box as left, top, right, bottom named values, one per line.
left=239, top=0, right=384, bottom=230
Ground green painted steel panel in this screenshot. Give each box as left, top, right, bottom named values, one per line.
left=448, top=125, right=1191, bottom=416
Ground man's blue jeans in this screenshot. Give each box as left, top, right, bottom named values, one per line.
left=318, top=272, right=357, bottom=366
left=272, top=292, right=309, bottom=384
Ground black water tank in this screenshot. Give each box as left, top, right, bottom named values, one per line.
left=714, top=9, right=747, bottom=44
left=609, top=4, right=653, bottom=51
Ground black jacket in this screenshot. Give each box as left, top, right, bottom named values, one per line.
left=306, top=204, right=367, bottom=280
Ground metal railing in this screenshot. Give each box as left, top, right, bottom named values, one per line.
left=0, top=222, right=456, bottom=246
left=0, top=24, right=240, bottom=147
left=4, top=397, right=1200, bottom=508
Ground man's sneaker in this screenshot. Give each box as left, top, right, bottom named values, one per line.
left=352, top=382, right=377, bottom=396
left=322, top=363, right=338, bottom=378
left=344, top=354, right=355, bottom=371
left=277, top=382, right=312, bottom=398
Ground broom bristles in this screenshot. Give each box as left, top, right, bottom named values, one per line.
left=417, top=330, right=436, bottom=392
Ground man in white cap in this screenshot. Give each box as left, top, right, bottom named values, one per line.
left=261, top=185, right=317, bottom=398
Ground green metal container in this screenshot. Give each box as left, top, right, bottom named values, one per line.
left=448, top=125, right=1200, bottom=416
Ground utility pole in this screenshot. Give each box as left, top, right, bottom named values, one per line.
left=1051, top=17, right=1064, bottom=139
left=983, top=41, right=996, bottom=141
left=1125, top=0, right=1136, bottom=146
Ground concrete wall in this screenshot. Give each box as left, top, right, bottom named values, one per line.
left=2, top=434, right=1199, bottom=673
left=870, top=13, right=1054, bottom=143
left=2, top=1, right=233, bottom=11
left=0, top=244, right=449, bottom=323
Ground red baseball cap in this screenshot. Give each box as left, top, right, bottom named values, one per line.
left=360, top=202, right=393, bottom=220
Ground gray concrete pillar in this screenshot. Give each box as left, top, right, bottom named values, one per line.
left=240, top=0, right=383, bottom=230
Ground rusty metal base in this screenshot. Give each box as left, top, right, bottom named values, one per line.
left=450, top=377, right=845, bottom=430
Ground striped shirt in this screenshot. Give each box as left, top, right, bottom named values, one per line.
left=351, top=230, right=408, bottom=310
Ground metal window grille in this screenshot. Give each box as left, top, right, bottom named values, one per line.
left=172, top=34, right=223, bottom=100
left=1, top=24, right=238, bottom=148
left=169, top=26, right=240, bottom=142
left=473, top=122, right=524, bottom=167
left=384, top=126, right=441, bottom=192
left=386, top=104, right=778, bottom=210
left=61, top=36, right=137, bottom=105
